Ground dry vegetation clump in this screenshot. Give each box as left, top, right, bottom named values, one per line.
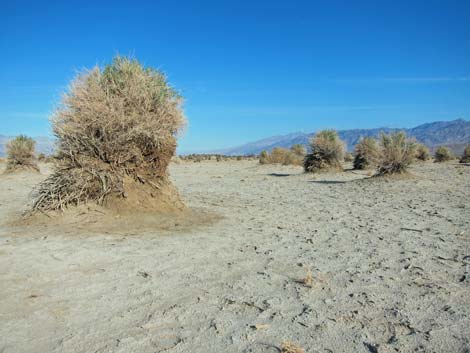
left=304, top=130, right=345, bottom=173
left=353, top=137, right=379, bottom=170
left=259, top=146, right=305, bottom=166
left=376, top=131, right=416, bottom=175
left=434, top=146, right=454, bottom=162
left=5, top=135, right=39, bottom=172
left=344, top=152, right=353, bottom=162
left=460, top=145, right=470, bottom=163
left=31, top=56, right=186, bottom=213
left=415, top=143, right=431, bottom=161
left=281, top=341, right=306, bottom=353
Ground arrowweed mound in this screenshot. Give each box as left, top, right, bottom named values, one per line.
left=31, top=56, right=186, bottom=213
left=353, top=137, right=379, bottom=170
left=434, top=146, right=453, bottom=163
left=304, top=130, right=345, bottom=173
left=376, top=131, right=416, bottom=175
left=415, top=143, right=431, bottom=161
left=5, top=135, right=39, bottom=172
left=460, top=145, right=470, bottom=163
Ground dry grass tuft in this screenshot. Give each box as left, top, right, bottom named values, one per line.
left=434, top=146, right=454, bottom=163
left=300, top=268, right=313, bottom=287
left=353, top=137, right=379, bottom=170
left=376, top=131, right=416, bottom=175
left=281, top=341, right=306, bottom=353
left=5, top=135, right=39, bottom=172
left=304, top=130, right=345, bottom=173
left=415, top=143, right=431, bottom=161
left=31, top=55, right=185, bottom=213
left=460, top=145, right=470, bottom=163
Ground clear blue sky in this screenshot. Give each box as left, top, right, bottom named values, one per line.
left=1, top=0, right=469, bottom=152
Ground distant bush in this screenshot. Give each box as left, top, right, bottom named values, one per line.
left=377, top=131, right=416, bottom=175
left=290, top=144, right=306, bottom=157
left=353, top=137, right=379, bottom=170
left=304, top=130, right=345, bottom=173
left=6, top=135, right=39, bottom=172
left=434, top=146, right=453, bottom=162
left=259, top=147, right=303, bottom=166
left=415, top=143, right=431, bottom=161
left=460, top=145, right=470, bottom=163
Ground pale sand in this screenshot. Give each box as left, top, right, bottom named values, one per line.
left=0, top=160, right=469, bottom=353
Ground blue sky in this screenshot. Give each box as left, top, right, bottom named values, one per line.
left=1, top=0, right=469, bottom=152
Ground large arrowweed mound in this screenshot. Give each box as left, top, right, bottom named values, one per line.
left=32, top=56, right=186, bottom=213
left=5, top=135, right=39, bottom=172
left=353, top=137, right=379, bottom=170
left=377, top=131, right=416, bottom=175
left=304, top=130, right=345, bottom=173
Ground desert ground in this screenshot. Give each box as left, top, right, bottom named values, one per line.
left=0, top=160, right=469, bottom=353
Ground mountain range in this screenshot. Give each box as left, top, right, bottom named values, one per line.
left=216, top=119, right=470, bottom=156
left=1, top=119, right=469, bottom=157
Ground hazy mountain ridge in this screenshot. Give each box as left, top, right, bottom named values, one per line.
left=1, top=119, right=469, bottom=157
left=216, top=119, right=470, bottom=155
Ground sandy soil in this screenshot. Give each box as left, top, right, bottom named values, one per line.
left=0, top=160, right=469, bottom=353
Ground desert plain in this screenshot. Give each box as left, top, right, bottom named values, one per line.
left=0, top=159, right=469, bottom=353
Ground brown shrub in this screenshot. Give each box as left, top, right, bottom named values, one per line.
left=31, top=56, right=185, bottom=212
left=415, top=143, right=430, bottom=161
left=258, top=147, right=303, bottom=166
left=304, top=130, right=344, bottom=173
left=281, top=341, right=306, bottom=353
left=377, top=131, right=416, bottom=175
left=434, top=146, right=453, bottom=162
left=353, top=137, right=379, bottom=170
left=460, top=145, right=470, bottom=163
left=5, top=135, right=39, bottom=172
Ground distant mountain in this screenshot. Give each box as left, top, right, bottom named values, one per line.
left=0, top=135, right=55, bottom=157
left=216, top=119, right=470, bottom=155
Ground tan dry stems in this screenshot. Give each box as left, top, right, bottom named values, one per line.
left=31, top=55, right=185, bottom=212
left=415, top=143, right=431, bottom=161
left=460, top=145, right=470, bottom=163
left=281, top=341, right=306, bottom=353
left=5, top=135, right=39, bottom=172
left=353, top=137, right=379, bottom=170
left=344, top=152, right=354, bottom=162
left=434, top=146, right=454, bottom=162
left=301, top=268, right=313, bottom=287
left=304, top=130, right=345, bottom=173
left=259, top=146, right=305, bottom=166
left=376, top=131, right=416, bottom=175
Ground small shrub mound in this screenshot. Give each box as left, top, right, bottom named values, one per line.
left=304, top=130, right=345, bottom=173
left=434, top=146, right=453, bottom=162
left=259, top=146, right=304, bottom=166
left=353, top=137, right=379, bottom=170
left=32, top=56, right=185, bottom=213
left=415, top=143, right=431, bottom=161
left=377, top=131, right=416, bottom=175
left=460, top=145, right=470, bottom=163
left=5, top=135, right=39, bottom=172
